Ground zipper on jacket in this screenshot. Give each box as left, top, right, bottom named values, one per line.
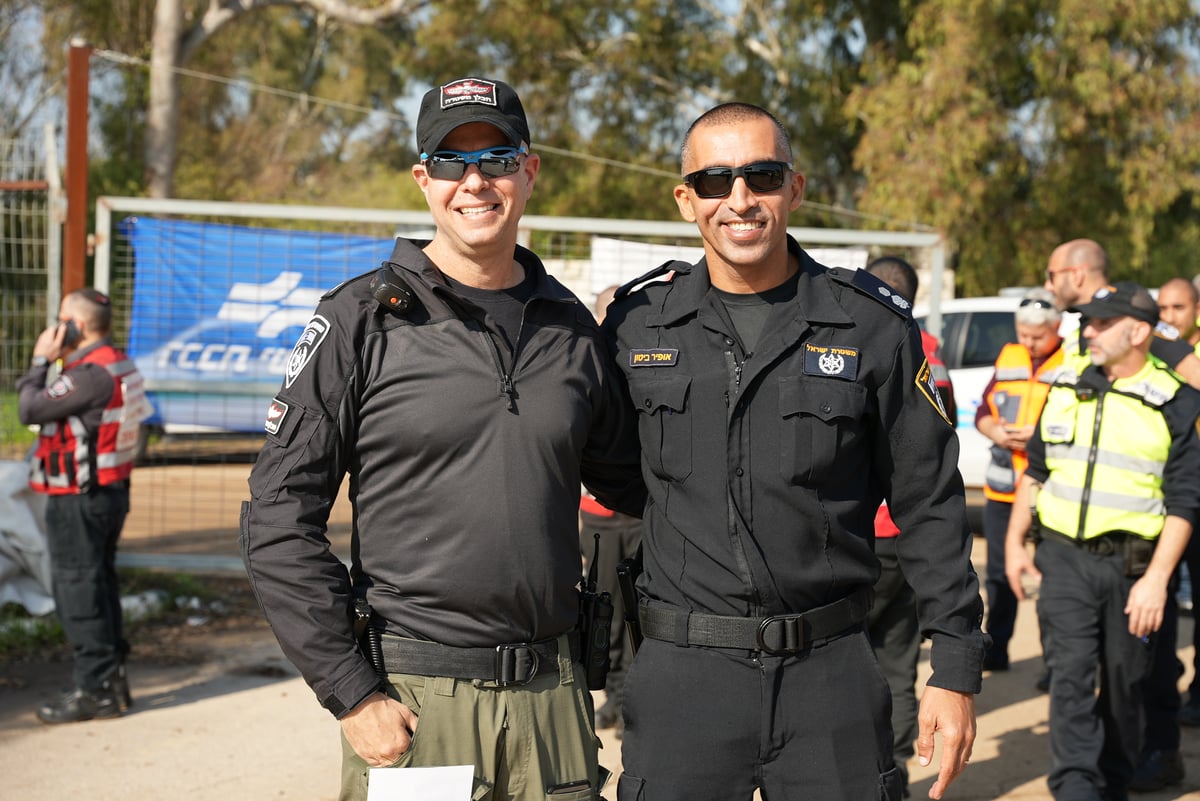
left=1076, top=392, right=1105, bottom=540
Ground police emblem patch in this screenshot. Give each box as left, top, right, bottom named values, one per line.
left=285, top=315, right=330, bottom=389
left=264, top=397, right=290, bottom=436
left=803, top=343, right=859, bottom=380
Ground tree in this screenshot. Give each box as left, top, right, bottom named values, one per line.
left=145, top=0, right=425, bottom=198
left=848, top=0, right=1200, bottom=293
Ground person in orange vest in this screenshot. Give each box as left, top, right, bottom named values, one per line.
left=864, top=256, right=956, bottom=797
left=976, top=287, right=1064, bottom=677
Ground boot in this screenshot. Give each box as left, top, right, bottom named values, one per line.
left=36, top=684, right=122, bottom=724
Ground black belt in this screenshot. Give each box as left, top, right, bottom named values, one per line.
left=1044, top=529, right=1127, bottom=556
left=379, top=632, right=580, bottom=686
left=639, top=586, right=873, bottom=655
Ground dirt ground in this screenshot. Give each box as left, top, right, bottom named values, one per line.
left=3, top=464, right=1200, bottom=800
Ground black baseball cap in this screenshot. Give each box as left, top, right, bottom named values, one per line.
left=416, top=77, right=530, bottom=156
left=1071, top=281, right=1159, bottom=325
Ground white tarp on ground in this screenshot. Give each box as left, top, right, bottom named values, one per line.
left=0, top=459, right=54, bottom=615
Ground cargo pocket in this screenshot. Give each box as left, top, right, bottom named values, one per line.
left=628, top=375, right=692, bottom=482
left=246, top=398, right=323, bottom=501
left=779, top=376, right=867, bottom=484
left=616, top=773, right=646, bottom=801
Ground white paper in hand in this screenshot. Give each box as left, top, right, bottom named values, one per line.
left=365, top=764, right=475, bottom=801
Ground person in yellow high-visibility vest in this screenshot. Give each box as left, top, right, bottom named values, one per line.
left=1005, top=282, right=1200, bottom=801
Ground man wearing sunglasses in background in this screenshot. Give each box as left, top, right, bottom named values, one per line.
left=602, top=102, right=986, bottom=801
left=242, top=76, right=644, bottom=801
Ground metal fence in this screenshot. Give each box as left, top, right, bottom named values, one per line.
left=63, top=198, right=944, bottom=553
left=0, top=130, right=60, bottom=461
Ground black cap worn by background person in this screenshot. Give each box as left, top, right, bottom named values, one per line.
left=1071, top=281, right=1160, bottom=325
left=416, top=77, right=530, bottom=156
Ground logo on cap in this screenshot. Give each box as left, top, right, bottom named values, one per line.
left=441, top=78, right=497, bottom=109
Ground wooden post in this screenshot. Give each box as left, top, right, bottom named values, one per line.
left=63, top=38, right=92, bottom=295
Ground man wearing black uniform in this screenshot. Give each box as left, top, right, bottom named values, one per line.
left=242, top=77, right=643, bottom=801
left=603, top=102, right=985, bottom=801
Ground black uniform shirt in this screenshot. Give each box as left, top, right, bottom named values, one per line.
left=603, top=237, right=986, bottom=693
left=243, top=238, right=645, bottom=717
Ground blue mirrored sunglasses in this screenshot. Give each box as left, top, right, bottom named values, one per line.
left=420, top=146, right=527, bottom=180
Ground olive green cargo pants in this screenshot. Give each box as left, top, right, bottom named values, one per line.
left=340, top=636, right=605, bottom=801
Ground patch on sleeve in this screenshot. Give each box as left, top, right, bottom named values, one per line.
left=915, top=359, right=953, bottom=426
left=803, top=343, right=859, bottom=380
left=629, top=349, right=679, bottom=367
left=45, top=375, right=76, bottom=399
left=264, top=397, right=290, bottom=436
left=284, top=314, right=330, bottom=389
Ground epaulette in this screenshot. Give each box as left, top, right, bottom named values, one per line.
left=829, top=266, right=912, bottom=318
left=613, top=260, right=682, bottom=300
left=1154, top=320, right=1181, bottom=341
left=321, top=266, right=377, bottom=300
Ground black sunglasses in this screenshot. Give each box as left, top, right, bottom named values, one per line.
left=421, top=146, right=527, bottom=181
left=1019, top=298, right=1055, bottom=310
left=683, top=161, right=791, bottom=199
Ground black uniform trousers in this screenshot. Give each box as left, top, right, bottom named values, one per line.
left=1035, top=535, right=1154, bottom=801
left=1183, top=536, right=1200, bottom=701
left=1138, top=576, right=1181, bottom=752
left=866, top=535, right=920, bottom=794
left=44, top=484, right=130, bottom=691
left=617, top=629, right=903, bottom=801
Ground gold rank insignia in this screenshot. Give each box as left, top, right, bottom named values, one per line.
left=915, top=359, right=953, bottom=426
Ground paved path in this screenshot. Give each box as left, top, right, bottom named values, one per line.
left=6, top=529, right=1200, bottom=799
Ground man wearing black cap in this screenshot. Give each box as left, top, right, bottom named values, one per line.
left=1005, top=281, right=1200, bottom=801
left=242, top=76, right=643, bottom=801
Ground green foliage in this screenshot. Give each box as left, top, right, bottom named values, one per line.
left=11, top=1, right=1200, bottom=294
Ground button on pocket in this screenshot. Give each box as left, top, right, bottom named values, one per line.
left=779, top=376, right=868, bottom=485
left=629, top=375, right=692, bottom=482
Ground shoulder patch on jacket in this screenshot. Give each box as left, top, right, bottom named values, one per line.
left=828, top=267, right=912, bottom=318
left=613, top=260, right=683, bottom=300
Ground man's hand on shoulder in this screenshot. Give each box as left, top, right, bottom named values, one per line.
left=340, top=691, right=420, bottom=767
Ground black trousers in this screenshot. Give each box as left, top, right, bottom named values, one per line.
left=618, top=630, right=902, bottom=801
left=1139, top=576, right=1181, bottom=752
left=866, top=536, right=919, bottom=792
left=44, top=485, right=130, bottom=691
left=1036, top=535, right=1154, bottom=801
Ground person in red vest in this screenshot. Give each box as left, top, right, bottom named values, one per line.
left=976, top=287, right=1063, bottom=681
left=17, top=288, right=151, bottom=724
left=864, top=256, right=956, bottom=797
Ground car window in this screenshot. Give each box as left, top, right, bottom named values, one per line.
left=961, top=311, right=1017, bottom=368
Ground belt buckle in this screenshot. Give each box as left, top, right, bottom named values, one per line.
left=755, top=615, right=805, bottom=655
left=494, top=644, right=539, bottom=686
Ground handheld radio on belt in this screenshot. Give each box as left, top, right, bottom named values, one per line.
left=615, top=548, right=644, bottom=654
left=578, top=533, right=614, bottom=690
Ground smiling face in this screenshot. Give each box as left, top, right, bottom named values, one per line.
left=674, top=115, right=805, bottom=291
left=412, top=121, right=539, bottom=273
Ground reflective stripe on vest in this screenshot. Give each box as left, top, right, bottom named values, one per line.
left=982, top=343, right=1064, bottom=502
left=1035, top=360, right=1180, bottom=541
